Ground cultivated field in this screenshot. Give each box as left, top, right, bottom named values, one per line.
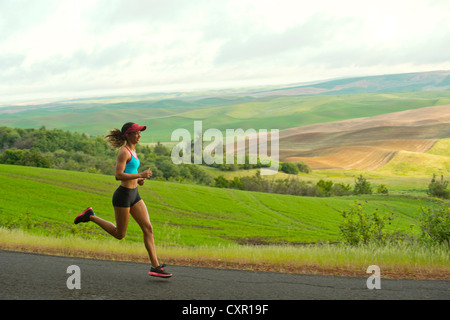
left=280, top=105, right=450, bottom=171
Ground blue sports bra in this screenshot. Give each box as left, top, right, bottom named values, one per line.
left=124, top=146, right=140, bottom=174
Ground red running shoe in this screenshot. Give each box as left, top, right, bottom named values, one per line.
left=74, top=207, right=95, bottom=224
left=149, top=264, right=172, bottom=278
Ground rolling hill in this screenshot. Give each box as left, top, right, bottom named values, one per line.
left=378, top=138, right=450, bottom=176
left=279, top=104, right=450, bottom=171
left=1, top=71, right=450, bottom=144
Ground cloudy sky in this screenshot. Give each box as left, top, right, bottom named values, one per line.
left=1, top=0, right=450, bottom=103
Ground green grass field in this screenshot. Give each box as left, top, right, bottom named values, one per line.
left=0, top=164, right=433, bottom=246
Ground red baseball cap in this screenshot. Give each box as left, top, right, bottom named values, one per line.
left=122, top=123, right=147, bottom=137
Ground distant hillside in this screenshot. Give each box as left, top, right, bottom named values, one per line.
left=250, top=70, right=450, bottom=97
left=1, top=71, right=450, bottom=143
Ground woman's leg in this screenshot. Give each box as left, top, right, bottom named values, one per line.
left=130, top=200, right=159, bottom=267
left=90, top=207, right=129, bottom=240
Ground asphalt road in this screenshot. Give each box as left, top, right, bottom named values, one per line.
left=1, top=250, right=448, bottom=302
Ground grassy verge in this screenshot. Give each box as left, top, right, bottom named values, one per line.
left=1, top=228, right=448, bottom=280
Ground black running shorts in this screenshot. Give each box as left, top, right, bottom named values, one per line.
left=112, top=185, right=142, bottom=208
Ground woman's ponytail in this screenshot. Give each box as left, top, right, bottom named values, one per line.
left=105, top=122, right=134, bottom=149
left=105, top=129, right=126, bottom=149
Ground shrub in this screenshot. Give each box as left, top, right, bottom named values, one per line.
left=280, top=162, right=299, bottom=174
left=331, top=183, right=353, bottom=196
left=428, top=174, right=449, bottom=199
left=317, top=180, right=333, bottom=197
left=214, top=175, right=229, bottom=188
left=339, top=201, right=395, bottom=246
left=376, top=184, right=389, bottom=195
left=353, top=175, right=372, bottom=195
left=295, top=161, right=311, bottom=173
left=418, top=199, right=450, bottom=246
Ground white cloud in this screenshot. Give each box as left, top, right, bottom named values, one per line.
left=1, top=0, right=450, bottom=103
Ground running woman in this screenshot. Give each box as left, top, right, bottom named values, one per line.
left=74, top=122, right=172, bottom=278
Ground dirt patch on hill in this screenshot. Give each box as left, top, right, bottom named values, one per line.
left=278, top=105, right=450, bottom=170
left=285, top=146, right=398, bottom=170
left=284, top=140, right=438, bottom=171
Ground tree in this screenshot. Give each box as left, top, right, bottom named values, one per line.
left=280, top=162, right=299, bottom=174
left=23, top=149, right=50, bottom=168
left=214, top=176, right=229, bottom=188
left=0, top=128, right=20, bottom=149
left=154, top=141, right=170, bottom=156
left=2, top=149, right=25, bottom=164
left=353, top=175, right=372, bottom=195
left=317, top=179, right=333, bottom=197
left=331, top=183, right=353, bottom=196
left=157, top=159, right=180, bottom=179
left=428, top=174, right=449, bottom=199
left=296, top=161, right=311, bottom=173
left=1, top=149, right=50, bottom=168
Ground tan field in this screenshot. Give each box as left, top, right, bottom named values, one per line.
left=278, top=105, right=450, bottom=171
left=284, top=142, right=436, bottom=171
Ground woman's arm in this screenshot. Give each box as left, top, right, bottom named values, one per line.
left=114, top=148, right=152, bottom=181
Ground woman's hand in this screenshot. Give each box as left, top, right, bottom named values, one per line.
left=140, top=168, right=152, bottom=179
left=138, top=178, right=145, bottom=186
